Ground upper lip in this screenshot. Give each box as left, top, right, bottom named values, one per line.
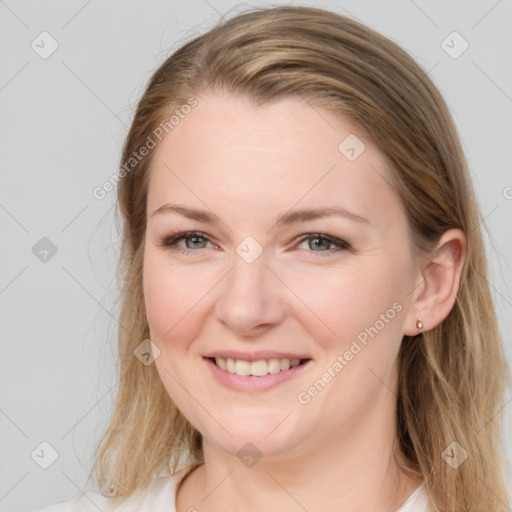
left=203, top=351, right=311, bottom=362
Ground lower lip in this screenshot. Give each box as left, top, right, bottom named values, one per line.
left=204, top=357, right=311, bottom=392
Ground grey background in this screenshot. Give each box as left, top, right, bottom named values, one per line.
left=1, top=0, right=511, bottom=510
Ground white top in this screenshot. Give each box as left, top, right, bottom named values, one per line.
left=31, top=471, right=429, bottom=512
left=29, top=455, right=512, bottom=511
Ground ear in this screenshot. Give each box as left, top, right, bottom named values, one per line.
left=403, top=229, right=466, bottom=335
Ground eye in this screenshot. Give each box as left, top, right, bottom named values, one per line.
left=295, top=234, right=351, bottom=256
left=158, top=231, right=215, bottom=254
left=157, top=231, right=351, bottom=257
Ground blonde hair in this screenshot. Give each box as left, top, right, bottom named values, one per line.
left=90, top=6, right=511, bottom=511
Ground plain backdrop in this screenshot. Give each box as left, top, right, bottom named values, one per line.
left=1, top=0, right=511, bottom=510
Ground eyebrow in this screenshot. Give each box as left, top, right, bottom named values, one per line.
left=150, top=204, right=370, bottom=227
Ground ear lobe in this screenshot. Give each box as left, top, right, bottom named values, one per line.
left=403, top=229, right=466, bottom=335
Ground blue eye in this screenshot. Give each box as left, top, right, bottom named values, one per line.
left=158, top=231, right=351, bottom=257
left=296, top=234, right=350, bottom=256
left=159, top=231, right=212, bottom=253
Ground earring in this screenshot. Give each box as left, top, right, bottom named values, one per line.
left=416, top=318, right=424, bottom=330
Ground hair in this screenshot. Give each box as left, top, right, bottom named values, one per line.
left=89, top=5, right=511, bottom=511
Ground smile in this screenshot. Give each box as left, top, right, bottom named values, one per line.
left=211, top=357, right=303, bottom=376
left=204, top=355, right=312, bottom=391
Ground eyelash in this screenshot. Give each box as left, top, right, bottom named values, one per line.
left=157, top=231, right=351, bottom=258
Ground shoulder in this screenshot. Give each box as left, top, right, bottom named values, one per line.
left=396, top=482, right=429, bottom=512
left=30, top=472, right=184, bottom=512
left=506, top=456, right=512, bottom=503
left=398, top=456, right=512, bottom=512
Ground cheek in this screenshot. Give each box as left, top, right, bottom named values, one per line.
left=145, top=236, right=225, bottom=307
left=282, top=260, right=404, bottom=351
left=142, top=255, right=207, bottom=350
left=143, top=257, right=211, bottom=427
left=292, top=269, right=406, bottom=421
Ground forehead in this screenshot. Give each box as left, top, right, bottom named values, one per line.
left=146, top=92, right=402, bottom=227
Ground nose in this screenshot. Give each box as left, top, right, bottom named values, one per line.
left=214, top=251, right=286, bottom=338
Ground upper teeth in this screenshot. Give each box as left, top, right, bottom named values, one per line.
left=215, top=357, right=302, bottom=376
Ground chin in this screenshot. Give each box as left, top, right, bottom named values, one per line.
left=199, top=411, right=310, bottom=461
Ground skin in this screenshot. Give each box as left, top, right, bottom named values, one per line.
left=142, top=91, right=466, bottom=512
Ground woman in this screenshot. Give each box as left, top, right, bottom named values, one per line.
left=35, top=5, right=511, bottom=512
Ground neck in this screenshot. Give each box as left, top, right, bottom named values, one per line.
left=176, top=392, right=423, bottom=512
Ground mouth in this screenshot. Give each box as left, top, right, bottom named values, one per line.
left=205, top=356, right=311, bottom=377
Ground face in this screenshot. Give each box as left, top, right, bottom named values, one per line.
left=143, top=91, right=419, bottom=459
